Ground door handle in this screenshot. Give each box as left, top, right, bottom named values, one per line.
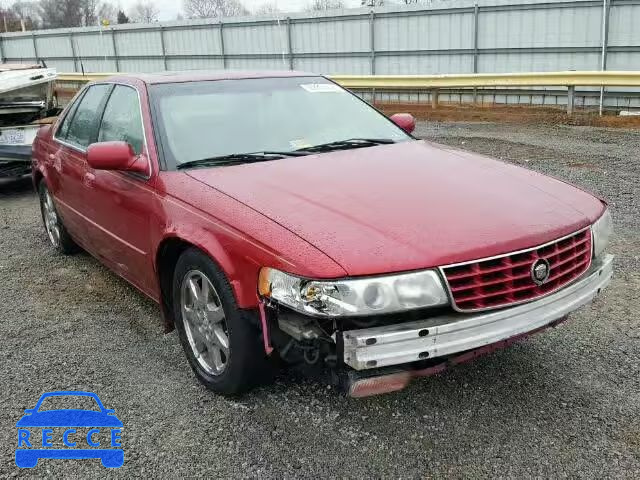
left=83, top=171, right=96, bottom=187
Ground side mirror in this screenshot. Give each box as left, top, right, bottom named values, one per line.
left=24, top=408, right=36, bottom=414
left=87, top=141, right=148, bottom=175
left=390, top=113, right=416, bottom=134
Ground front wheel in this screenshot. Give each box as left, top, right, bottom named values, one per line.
left=38, top=182, right=78, bottom=254
left=172, top=248, right=270, bottom=395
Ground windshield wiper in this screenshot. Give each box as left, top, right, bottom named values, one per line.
left=295, top=138, right=396, bottom=153
left=177, top=151, right=307, bottom=170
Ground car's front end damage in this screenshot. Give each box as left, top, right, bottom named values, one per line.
left=258, top=211, right=614, bottom=397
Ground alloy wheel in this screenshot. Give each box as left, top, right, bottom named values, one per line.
left=42, top=189, right=61, bottom=247
left=180, top=270, right=230, bottom=375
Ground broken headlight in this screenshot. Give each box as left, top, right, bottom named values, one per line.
left=259, top=267, right=449, bottom=317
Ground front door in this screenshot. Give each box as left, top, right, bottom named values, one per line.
left=83, top=85, right=157, bottom=296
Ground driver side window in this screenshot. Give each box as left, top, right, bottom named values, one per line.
left=63, top=84, right=111, bottom=149
left=98, top=86, right=144, bottom=155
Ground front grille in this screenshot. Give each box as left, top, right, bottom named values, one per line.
left=441, top=228, right=592, bottom=312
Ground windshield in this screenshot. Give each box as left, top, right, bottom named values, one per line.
left=150, top=76, right=410, bottom=168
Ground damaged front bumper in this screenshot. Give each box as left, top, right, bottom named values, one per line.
left=342, top=254, right=613, bottom=371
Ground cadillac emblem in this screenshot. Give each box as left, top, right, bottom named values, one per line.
left=531, top=258, right=551, bottom=285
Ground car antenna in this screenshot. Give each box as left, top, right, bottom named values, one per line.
left=71, top=35, right=85, bottom=75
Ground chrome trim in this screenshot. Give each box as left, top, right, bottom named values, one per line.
left=343, top=254, right=613, bottom=371
left=438, top=226, right=593, bottom=313
left=55, top=137, right=87, bottom=154
left=52, top=81, right=153, bottom=180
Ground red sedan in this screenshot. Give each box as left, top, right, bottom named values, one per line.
left=32, top=71, right=613, bottom=397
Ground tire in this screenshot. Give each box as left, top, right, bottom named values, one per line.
left=172, top=247, right=269, bottom=395
left=38, top=181, right=78, bottom=255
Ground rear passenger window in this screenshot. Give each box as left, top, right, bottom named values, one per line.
left=98, top=86, right=144, bottom=155
left=65, top=84, right=111, bottom=149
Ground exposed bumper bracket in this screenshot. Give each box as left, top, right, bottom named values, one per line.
left=342, top=254, right=613, bottom=371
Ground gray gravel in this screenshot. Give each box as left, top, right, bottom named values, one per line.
left=1, top=122, right=639, bottom=478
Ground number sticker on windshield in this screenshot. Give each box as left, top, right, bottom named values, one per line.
left=300, top=83, right=343, bottom=93
left=289, top=139, right=312, bottom=149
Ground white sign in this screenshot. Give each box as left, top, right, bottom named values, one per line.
left=0, top=129, right=26, bottom=145
left=300, top=83, right=343, bottom=93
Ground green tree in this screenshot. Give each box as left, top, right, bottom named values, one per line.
left=116, top=9, right=129, bottom=24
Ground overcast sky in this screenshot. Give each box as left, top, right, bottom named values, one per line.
left=116, top=0, right=365, bottom=21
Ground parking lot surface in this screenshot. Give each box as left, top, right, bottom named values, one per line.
left=1, top=121, right=638, bottom=478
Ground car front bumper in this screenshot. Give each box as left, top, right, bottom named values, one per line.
left=342, top=254, right=613, bottom=371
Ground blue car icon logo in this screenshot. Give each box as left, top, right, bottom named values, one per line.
left=15, top=391, right=123, bottom=468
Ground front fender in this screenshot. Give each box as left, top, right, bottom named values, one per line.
left=157, top=228, right=260, bottom=309
left=154, top=174, right=348, bottom=309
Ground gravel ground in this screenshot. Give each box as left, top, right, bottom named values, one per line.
left=1, top=121, right=638, bottom=478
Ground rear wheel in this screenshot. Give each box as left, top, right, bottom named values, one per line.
left=38, top=182, right=77, bottom=254
left=172, top=248, right=269, bottom=395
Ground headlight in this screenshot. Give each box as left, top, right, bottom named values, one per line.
left=258, top=267, right=449, bottom=317
left=592, top=208, right=613, bottom=258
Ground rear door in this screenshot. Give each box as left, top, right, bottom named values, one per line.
left=51, top=84, right=112, bottom=246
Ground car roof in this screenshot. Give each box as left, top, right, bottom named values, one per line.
left=106, top=70, right=319, bottom=85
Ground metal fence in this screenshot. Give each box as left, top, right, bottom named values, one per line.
left=1, top=0, right=640, bottom=107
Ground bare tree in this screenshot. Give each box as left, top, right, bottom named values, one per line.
left=81, top=0, right=98, bottom=26
left=1, top=1, right=39, bottom=31
left=11, top=1, right=40, bottom=20
left=307, top=0, right=344, bottom=11
left=361, top=0, right=384, bottom=6
left=0, top=7, right=17, bottom=32
left=9, top=1, right=40, bottom=29
left=97, top=1, right=117, bottom=25
left=254, top=1, right=281, bottom=16
left=39, top=0, right=84, bottom=28
left=183, top=0, right=249, bottom=19
left=129, top=0, right=159, bottom=23
left=37, top=0, right=115, bottom=28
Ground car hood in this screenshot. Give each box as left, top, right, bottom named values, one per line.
left=187, top=140, right=605, bottom=276
left=16, top=410, right=123, bottom=428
